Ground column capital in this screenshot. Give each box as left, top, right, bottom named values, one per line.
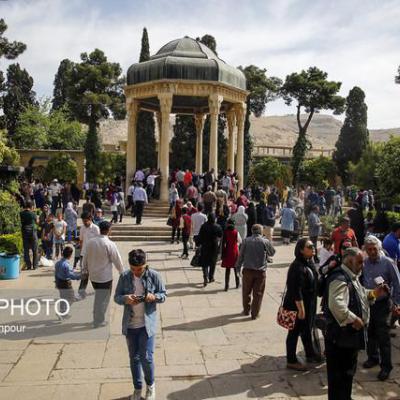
left=208, top=94, right=223, bottom=116
left=226, top=108, right=236, bottom=132
left=127, top=98, right=140, bottom=115
left=234, top=102, right=246, bottom=126
left=194, top=113, right=205, bottom=134
left=158, top=92, right=173, bottom=116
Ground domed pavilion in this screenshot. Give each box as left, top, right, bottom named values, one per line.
left=125, top=36, right=248, bottom=201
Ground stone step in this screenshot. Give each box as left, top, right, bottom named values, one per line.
left=110, top=235, right=171, bottom=242
left=111, top=226, right=170, bottom=232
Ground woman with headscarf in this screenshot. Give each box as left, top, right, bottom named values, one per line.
left=280, top=202, right=297, bottom=245
left=283, top=238, right=320, bottom=371
left=198, top=213, right=223, bottom=287
left=245, top=202, right=257, bottom=237
left=64, top=202, right=78, bottom=242
left=221, top=219, right=242, bottom=291
left=215, top=197, right=230, bottom=232
left=232, top=205, right=248, bottom=241
left=168, top=183, right=179, bottom=214
left=170, top=199, right=183, bottom=244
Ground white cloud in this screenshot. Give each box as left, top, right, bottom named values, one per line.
left=1, top=0, right=399, bottom=128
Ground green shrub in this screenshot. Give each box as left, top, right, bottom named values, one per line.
left=0, top=190, right=21, bottom=235
left=386, top=211, right=400, bottom=228
left=0, top=232, right=23, bottom=255
left=44, top=153, right=77, bottom=183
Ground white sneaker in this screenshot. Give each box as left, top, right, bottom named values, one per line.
left=145, top=384, right=155, bottom=400
left=131, top=388, right=142, bottom=400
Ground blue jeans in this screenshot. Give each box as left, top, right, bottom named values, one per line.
left=126, top=327, right=155, bottom=389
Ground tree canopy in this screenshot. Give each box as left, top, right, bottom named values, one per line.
left=63, top=49, right=125, bottom=181
left=252, top=156, right=286, bottom=186
left=333, top=86, right=369, bottom=184
left=51, top=59, right=74, bottom=111
left=44, top=153, right=77, bottom=183
left=2, top=63, right=36, bottom=139
left=299, top=156, right=337, bottom=189
left=13, top=101, right=85, bottom=150
left=280, top=67, right=345, bottom=185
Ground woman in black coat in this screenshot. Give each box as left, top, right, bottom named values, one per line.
left=198, top=213, right=223, bottom=287
left=245, top=202, right=257, bottom=237
left=283, top=237, right=320, bottom=371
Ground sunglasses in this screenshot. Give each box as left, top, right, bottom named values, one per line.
left=305, top=244, right=315, bottom=249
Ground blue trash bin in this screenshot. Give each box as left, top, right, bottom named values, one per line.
left=0, top=253, right=20, bottom=279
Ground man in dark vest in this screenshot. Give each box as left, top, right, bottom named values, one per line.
left=324, top=247, right=387, bottom=400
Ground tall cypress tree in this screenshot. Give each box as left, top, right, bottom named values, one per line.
left=170, top=116, right=196, bottom=170
left=136, top=27, right=156, bottom=169
left=333, top=86, right=369, bottom=184
left=51, top=59, right=74, bottom=111
left=3, top=63, right=36, bottom=139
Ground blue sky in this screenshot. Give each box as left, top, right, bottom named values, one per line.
left=1, top=0, right=400, bottom=128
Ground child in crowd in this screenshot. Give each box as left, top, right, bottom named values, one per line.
left=53, top=212, right=67, bottom=259
left=318, top=237, right=334, bottom=267
left=54, top=246, right=81, bottom=320
left=93, top=208, right=105, bottom=226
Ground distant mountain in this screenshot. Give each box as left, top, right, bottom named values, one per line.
left=99, top=114, right=400, bottom=150
left=250, top=114, right=400, bottom=149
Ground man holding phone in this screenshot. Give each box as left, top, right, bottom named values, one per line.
left=114, top=249, right=166, bottom=400
left=362, top=235, right=400, bottom=381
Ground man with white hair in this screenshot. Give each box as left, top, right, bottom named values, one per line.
left=362, top=235, right=400, bottom=381
left=324, top=247, right=385, bottom=399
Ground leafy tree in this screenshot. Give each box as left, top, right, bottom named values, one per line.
left=97, top=153, right=126, bottom=185
left=170, top=116, right=196, bottom=171
left=65, top=49, right=125, bottom=181
left=299, top=156, right=337, bottom=189
left=51, top=59, right=74, bottom=111
left=13, top=101, right=85, bottom=150
left=0, top=19, right=26, bottom=60
left=0, top=130, right=19, bottom=166
left=136, top=28, right=156, bottom=169
left=13, top=104, right=48, bottom=148
left=44, top=153, right=77, bottom=183
left=280, top=67, right=345, bottom=185
left=0, top=19, right=27, bottom=131
left=348, top=142, right=381, bottom=190
left=376, top=137, right=400, bottom=204
left=3, top=63, right=36, bottom=138
left=239, top=65, right=281, bottom=182
left=252, top=156, right=285, bottom=185
left=396, top=66, right=400, bottom=84
left=333, top=87, right=369, bottom=184
left=197, top=34, right=217, bottom=54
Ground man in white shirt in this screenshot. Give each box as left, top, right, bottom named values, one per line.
left=191, top=204, right=207, bottom=246
left=133, top=183, right=148, bottom=225
left=126, top=180, right=136, bottom=216
left=49, top=179, right=62, bottom=214
left=134, top=169, right=145, bottom=183
left=82, top=221, right=124, bottom=328
left=146, top=172, right=159, bottom=202
left=78, top=211, right=100, bottom=297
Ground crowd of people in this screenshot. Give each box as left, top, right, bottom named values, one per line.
left=15, top=170, right=400, bottom=400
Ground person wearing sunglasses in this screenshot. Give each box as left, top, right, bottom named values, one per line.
left=283, top=238, right=320, bottom=371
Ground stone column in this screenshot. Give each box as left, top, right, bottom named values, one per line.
left=158, top=93, right=173, bottom=202
left=235, top=102, right=246, bottom=192
left=156, top=111, right=162, bottom=169
left=125, top=99, right=139, bottom=191
left=194, top=113, right=205, bottom=174
left=226, top=108, right=236, bottom=172
left=208, top=94, right=223, bottom=173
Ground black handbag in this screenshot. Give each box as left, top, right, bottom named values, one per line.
left=190, top=246, right=201, bottom=267
left=166, top=217, right=173, bottom=227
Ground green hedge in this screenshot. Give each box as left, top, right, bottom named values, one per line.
left=386, top=211, right=400, bottom=227
left=0, top=190, right=21, bottom=235
left=0, top=232, right=23, bottom=255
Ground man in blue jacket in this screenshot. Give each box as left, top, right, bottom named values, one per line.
left=114, top=249, right=166, bottom=400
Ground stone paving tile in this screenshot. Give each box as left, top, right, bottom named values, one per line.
left=5, top=343, right=62, bottom=382
left=248, top=371, right=298, bottom=398
left=49, top=367, right=131, bottom=382
left=0, top=364, right=13, bottom=382
left=0, top=340, right=31, bottom=351
left=204, top=359, right=241, bottom=375
left=0, top=350, right=23, bottom=364
left=56, top=342, right=106, bottom=369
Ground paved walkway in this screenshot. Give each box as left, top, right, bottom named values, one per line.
left=0, top=220, right=399, bottom=399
